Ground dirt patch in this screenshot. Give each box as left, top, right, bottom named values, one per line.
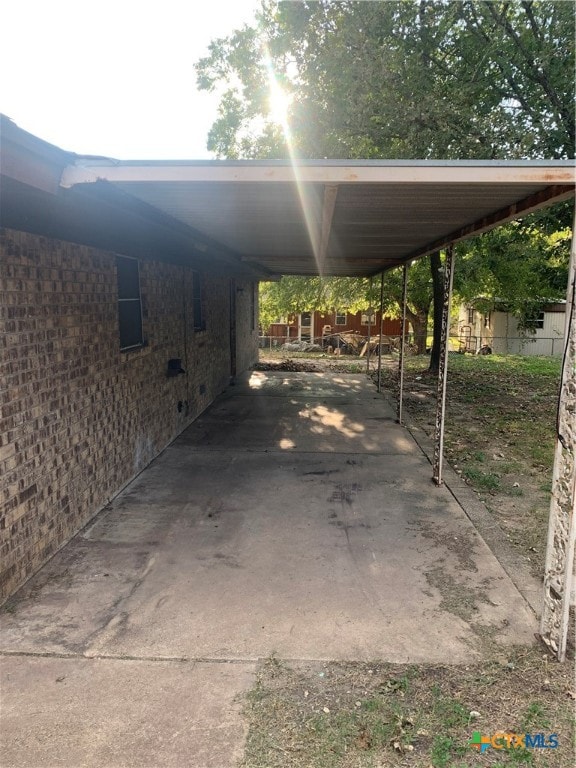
left=255, top=358, right=323, bottom=372
left=416, top=521, right=479, bottom=573
left=257, top=350, right=378, bottom=374
left=424, top=566, right=494, bottom=624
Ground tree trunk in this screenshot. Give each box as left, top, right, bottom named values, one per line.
left=429, top=251, right=444, bottom=372
left=406, top=308, right=429, bottom=355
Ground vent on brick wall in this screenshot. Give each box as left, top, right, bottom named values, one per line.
left=167, top=359, right=186, bottom=377
left=199, top=383, right=206, bottom=395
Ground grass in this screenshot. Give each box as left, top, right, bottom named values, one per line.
left=242, top=351, right=574, bottom=767
left=242, top=649, right=575, bottom=767
left=463, top=466, right=502, bottom=491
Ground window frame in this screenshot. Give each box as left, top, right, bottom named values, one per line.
left=192, top=271, right=205, bottom=331
left=117, top=255, right=144, bottom=351
left=526, top=311, right=545, bottom=330
left=361, top=311, right=376, bottom=326
left=334, top=311, right=347, bottom=325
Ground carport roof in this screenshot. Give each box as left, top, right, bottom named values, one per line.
left=1, top=116, right=574, bottom=277
left=60, top=158, right=576, bottom=277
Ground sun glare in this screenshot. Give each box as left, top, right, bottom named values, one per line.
left=264, top=56, right=291, bottom=129
left=268, top=80, right=290, bottom=127
left=262, top=41, right=325, bottom=277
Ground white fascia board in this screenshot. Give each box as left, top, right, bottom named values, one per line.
left=60, top=162, right=576, bottom=189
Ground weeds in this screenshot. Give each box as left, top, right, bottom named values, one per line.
left=242, top=649, right=575, bottom=767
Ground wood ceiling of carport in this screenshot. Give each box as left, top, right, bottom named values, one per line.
left=60, top=161, right=575, bottom=277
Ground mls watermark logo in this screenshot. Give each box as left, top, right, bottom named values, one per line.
left=469, top=731, right=559, bottom=753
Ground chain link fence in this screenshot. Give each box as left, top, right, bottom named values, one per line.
left=259, top=334, right=564, bottom=357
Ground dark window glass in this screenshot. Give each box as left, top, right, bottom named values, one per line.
left=527, top=312, right=545, bottom=330
left=192, top=272, right=204, bottom=330
left=117, top=257, right=140, bottom=299
left=117, top=256, right=143, bottom=350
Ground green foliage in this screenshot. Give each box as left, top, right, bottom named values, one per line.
left=431, top=734, right=458, bottom=767
left=196, top=1, right=574, bottom=161
left=259, top=260, right=436, bottom=350
left=258, top=275, right=384, bottom=329
left=454, top=213, right=572, bottom=326
left=197, top=1, right=574, bottom=343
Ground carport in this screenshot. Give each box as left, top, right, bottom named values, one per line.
left=56, top=156, right=576, bottom=659
left=2, top=136, right=576, bottom=764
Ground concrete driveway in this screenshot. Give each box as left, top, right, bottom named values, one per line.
left=0, top=370, right=538, bottom=767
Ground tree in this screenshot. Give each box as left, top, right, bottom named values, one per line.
left=197, top=1, right=575, bottom=362
left=260, top=260, right=435, bottom=355
left=197, top=1, right=574, bottom=160
left=429, top=251, right=444, bottom=371
left=453, top=211, right=573, bottom=326
left=258, top=276, right=381, bottom=331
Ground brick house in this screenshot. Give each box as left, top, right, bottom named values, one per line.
left=265, top=310, right=403, bottom=344
left=0, top=118, right=259, bottom=601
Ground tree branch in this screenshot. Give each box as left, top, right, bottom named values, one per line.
left=484, top=1, right=571, bottom=131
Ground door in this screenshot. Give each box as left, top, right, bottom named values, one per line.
left=299, top=312, right=313, bottom=342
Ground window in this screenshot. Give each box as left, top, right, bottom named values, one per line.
left=192, top=271, right=205, bottom=330
left=483, top=313, right=491, bottom=329
left=117, top=256, right=143, bottom=350
left=361, top=311, right=375, bottom=326
left=526, top=311, right=545, bottom=330
left=467, top=307, right=474, bottom=324
left=335, top=311, right=346, bottom=325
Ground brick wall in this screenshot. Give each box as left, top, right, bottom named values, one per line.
left=234, top=279, right=259, bottom=375
left=0, top=228, right=258, bottom=602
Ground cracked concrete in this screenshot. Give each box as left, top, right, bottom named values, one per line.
left=0, top=370, right=540, bottom=767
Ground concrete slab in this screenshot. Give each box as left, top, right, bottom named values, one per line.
left=181, top=371, right=415, bottom=454
left=0, top=656, right=254, bottom=768
left=0, top=371, right=539, bottom=765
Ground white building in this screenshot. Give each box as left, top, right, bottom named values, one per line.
left=457, top=302, right=566, bottom=356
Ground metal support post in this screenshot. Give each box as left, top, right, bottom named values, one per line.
left=432, top=246, right=455, bottom=485
left=366, top=277, right=373, bottom=374
left=397, top=264, right=409, bottom=423
left=540, top=205, right=576, bottom=662
left=377, top=272, right=385, bottom=393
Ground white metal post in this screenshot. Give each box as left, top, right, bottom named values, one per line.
left=397, top=264, right=409, bottom=423
left=540, top=205, right=576, bottom=662
left=366, top=277, right=373, bottom=374
left=377, top=272, right=385, bottom=393
left=432, top=246, right=455, bottom=485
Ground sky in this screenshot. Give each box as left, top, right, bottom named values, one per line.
left=1, top=0, right=262, bottom=159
